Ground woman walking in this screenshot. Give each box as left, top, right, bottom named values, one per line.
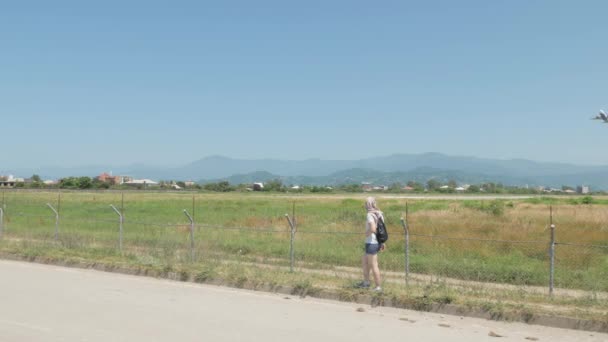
left=357, top=197, right=385, bottom=292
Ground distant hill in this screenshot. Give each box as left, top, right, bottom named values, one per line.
left=204, top=167, right=500, bottom=187
left=192, top=153, right=608, bottom=189
left=5, top=153, right=608, bottom=190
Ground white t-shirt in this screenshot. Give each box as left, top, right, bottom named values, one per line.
left=365, top=211, right=383, bottom=244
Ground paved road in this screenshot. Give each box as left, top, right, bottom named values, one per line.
left=0, top=260, right=605, bottom=342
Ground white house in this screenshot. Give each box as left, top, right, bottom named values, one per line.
left=0, top=175, right=24, bottom=188
left=577, top=185, right=590, bottom=194
left=125, top=179, right=158, bottom=185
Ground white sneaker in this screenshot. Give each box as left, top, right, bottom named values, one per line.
left=373, top=286, right=382, bottom=292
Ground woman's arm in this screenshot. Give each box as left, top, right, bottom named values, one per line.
left=366, top=214, right=377, bottom=235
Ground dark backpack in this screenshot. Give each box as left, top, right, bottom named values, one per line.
left=375, top=214, right=389, bottom=244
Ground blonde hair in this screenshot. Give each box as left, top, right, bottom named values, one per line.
left=365, top=197, right=380, bottom=212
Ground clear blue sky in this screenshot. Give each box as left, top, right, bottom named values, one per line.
left=2, top=1, right=607, bottom=169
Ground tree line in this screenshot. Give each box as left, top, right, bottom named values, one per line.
left=7, top=175, right=598, bottom=195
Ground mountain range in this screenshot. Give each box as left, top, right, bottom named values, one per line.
left=3, top=153, right=608, bottom=190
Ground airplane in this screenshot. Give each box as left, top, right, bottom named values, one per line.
left=591, top=110, right=608, bottom=123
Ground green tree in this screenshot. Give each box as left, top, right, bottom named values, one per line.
left=92, top=178, right=110, bottom=189
left=468, top=184, right=481, bottom=193
left=216, top=181, right=234, bottom=192
left=77, top=177, right=93, bottom=189
left=59, top=177, right=77, bottom=188
left=264, top=179, right=285, bottom=192
left=427, top=179, right=441, bottom=191
left=28, top=174, right=43, bottom=188
left=203, top=181, right=234, bottom=192
left=406, top=181, right=424, bottom=192
left=340, top=184, right=361, bottom=192
left=388, top=182, right=403, bottom=192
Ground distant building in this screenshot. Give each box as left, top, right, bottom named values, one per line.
left=0, top=180, right=17, bottom=188
left=402, top=186, right=414, bottom=192
left=253, top=182, right=264, bottom=191
left=124, top=179, right=158, bottom=187
left=115, top=175, right=133, bottom=184
left=361, top=182, right=372, bottom=192
left=97, top=172, right=133, bottom=185
left=577, top=185, right=590, bottom=194
left=455, top=186, right=466, bottom=192
left=0, top=175, right=24, bottom=188
left=185, top=181, right=196, bottom=187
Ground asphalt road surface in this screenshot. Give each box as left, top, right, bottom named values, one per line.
left=0, top=260, right=605, bottom=342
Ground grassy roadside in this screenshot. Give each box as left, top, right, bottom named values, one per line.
left=1, top=239, right=607, bottom=331
left=3, top=191, right=608, bottom=292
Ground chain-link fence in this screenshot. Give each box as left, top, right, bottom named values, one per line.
left=1, top=190, right=607, bottom=299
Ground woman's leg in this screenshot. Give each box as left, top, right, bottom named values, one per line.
left=367, top=254, right=381, bottom=287
left=362, top=254, right=370, bottom=283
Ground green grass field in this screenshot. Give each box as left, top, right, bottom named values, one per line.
left=1, top=190, right=607, bottom=293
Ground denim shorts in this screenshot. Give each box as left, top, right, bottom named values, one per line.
left=365, top=243, right=380, bottom=255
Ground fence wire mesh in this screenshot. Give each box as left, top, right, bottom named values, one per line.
left=1, top=190, right=607, bottom=300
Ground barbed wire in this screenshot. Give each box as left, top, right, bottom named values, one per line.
left=298, top=230, right=363, bottom=235
left=204, top=225, right=288, bottom=233
left=4, top=214, right=608, bottom=247
left=1, top=200, right=607, bottom=248
left=9, top=213, right=53, bottom=219
left=409, top=233, right=547, bottom=245
left=555, top=242, right=608, bottom=249
left=59, top=217, right=120, bottom=224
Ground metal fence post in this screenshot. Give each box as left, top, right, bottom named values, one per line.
left=46, top=203, right=59, bottom=241
left=549, top=205, right=555, bottom=296
left=0, top=207, right=4, bottom=240
left=285, top=214, right=296, bottom=273
left=183, top=209, right=195, bottom=262
left=401, top=202, right=410, bottom=287
left=110, top=205, right=123, bottom=253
